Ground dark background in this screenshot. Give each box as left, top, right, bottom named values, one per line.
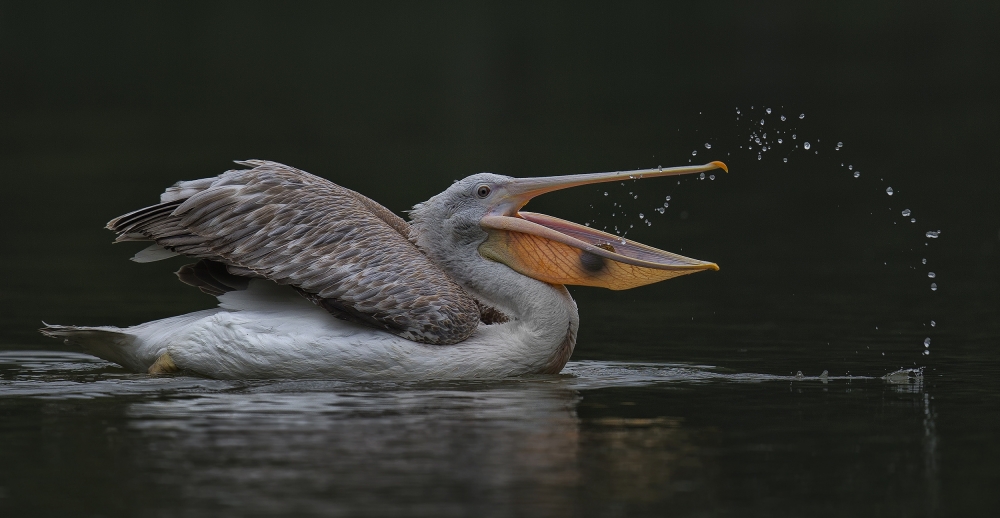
left=2, top=2, right=1000, bottom=516
left=1, top=1, right=997, bottom=375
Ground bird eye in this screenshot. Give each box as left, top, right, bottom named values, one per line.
left=476, top=184, right=492, bottom=198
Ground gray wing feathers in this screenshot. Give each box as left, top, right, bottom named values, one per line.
left=347, top=190, right=413, bottom=238
left=107, top=160, right=480, bottom=345
left=160, top=177, right=217, bottom=203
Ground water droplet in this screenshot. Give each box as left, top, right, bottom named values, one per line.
left=922, top=258, right=927, bottom=264
left=633, top=195, right=638, bottom=199
left=777, top=138, right=783, bottom=144
left=709, top=174, right=716, bottom=180
left=901, top=209, right=911, bottom=216
left=924, top=338, right=931, bottom=347
left=663, top=202, right=669, bottom=208
left=803, top=142, right=811, bottom=150
left=603, top=192, right=608, bottom=196
left=699, top=172, right=705, bottom=180
left=799, top=113, right=805, bottom=119
left=853, top=171, right=860, bottom=178
left=930, top=283, right=938, bottom=291
left=783, top=158, right=788, bottom=163
left=886, top=187, right=894, bottom=196
left=760, top=119, right=765, bottom=125
left=692, top=150, right=698, bottom=156
left=928, top=272, right=936, bottom=278
left=704, top=143, right=712, bottom=149
left=848, top=165, right=853, bottom=170
left=930, top=320, right=936, bottom=327
left=923, top=350, right=930, bottom=355
left=837, top=142, right=843, bottom=148
left=754, top=137, right=761, bottom=144
left=757, top=154, right=762, bottom=161
left=584, top=222, right=590, bottom=227
left=655, top=207, right=665, bottom=214
left=780, top=115, right=787, bottom=121
left=639, top=213, right=644, bottom=219
left=665, top=195, right=671, bottom=201
left=766, top=107, right=772, bottom=114
left=911, top=218, right=916, bottom=223
left=925, top=230, right=941, bottom=238
left=795, top=371, right=804, bottom=379
left=646, top=220, right=651, bottom=226
left=792, top=134, right=797, bottom=139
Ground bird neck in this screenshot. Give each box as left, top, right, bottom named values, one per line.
left=408, top=211, right=579, bottom=373
left=444, top=251, right=580, bottom=374
left=493, top=273, right=580, bottom=374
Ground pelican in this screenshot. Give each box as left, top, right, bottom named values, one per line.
left=41, top=159, right=727, bottom=379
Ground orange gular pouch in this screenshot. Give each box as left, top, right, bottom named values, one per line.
left=478, top=212, right=719, bottom=290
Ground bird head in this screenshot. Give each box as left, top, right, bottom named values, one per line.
left=409, top=162, right=727, bottom=290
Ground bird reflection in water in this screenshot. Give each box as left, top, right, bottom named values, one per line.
left=125, top=380, right=701, bottom=515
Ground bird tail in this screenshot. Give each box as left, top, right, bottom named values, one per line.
left=39, top=323, right=143, bottom=371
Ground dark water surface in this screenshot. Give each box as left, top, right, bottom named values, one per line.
left=0, top=348, right=989, bottom=518
left=2, top=1, right=999, bottom=516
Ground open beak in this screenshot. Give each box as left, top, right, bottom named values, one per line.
left=479, top=162, right=727, bottom=290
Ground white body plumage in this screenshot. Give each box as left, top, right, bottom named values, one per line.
left=46, top=277, right=577, bottom=380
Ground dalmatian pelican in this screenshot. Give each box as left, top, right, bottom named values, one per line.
left=41, top=159, right=727, bottom=379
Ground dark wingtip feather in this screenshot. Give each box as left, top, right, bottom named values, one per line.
left=176, top=260, right=251, bottom=297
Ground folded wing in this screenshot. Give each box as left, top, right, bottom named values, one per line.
left=107, top=160, right=480, bottom=345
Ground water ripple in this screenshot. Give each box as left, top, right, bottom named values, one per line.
left=1, top=350, right=870, bottom=400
